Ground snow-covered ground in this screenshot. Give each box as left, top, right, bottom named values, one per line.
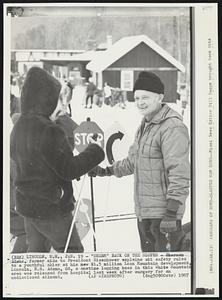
left=71, top=86, right=191, bottom=252
left=9, top=85, right=191, bottom=252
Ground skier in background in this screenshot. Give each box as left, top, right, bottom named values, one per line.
left=54, top=81, right=77, bottom=149
left=85, top=77, right=96, bottom=109
left=10, top=75, right=21, bottom=117
left=104, top=82, right=112, bottom=106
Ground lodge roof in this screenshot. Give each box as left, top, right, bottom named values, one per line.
left=40, top=50, right=101, bottom=63
left=86, top=34, right=185, bottom=73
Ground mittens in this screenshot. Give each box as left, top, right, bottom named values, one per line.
left=160, top=199, right=181, bottom=234
left=160, top=210, right=178, bottom=233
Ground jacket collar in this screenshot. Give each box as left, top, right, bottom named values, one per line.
left=143, top=104, right=182, bottom=125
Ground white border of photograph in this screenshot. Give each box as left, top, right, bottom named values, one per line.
left=3, top=3, right=219, bottom=297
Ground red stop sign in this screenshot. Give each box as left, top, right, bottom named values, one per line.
left=73, top=119, right=104, bottom=153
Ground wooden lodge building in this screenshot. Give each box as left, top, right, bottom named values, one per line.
left=12, top=34, right=185, bottom=103
left=87, top=35, right=185, bottom=102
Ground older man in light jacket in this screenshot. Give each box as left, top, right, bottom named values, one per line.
left=89, top=71, right=190, bottom=252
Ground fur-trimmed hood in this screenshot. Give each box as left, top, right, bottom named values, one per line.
left=21, top=67, right=61, bottom=116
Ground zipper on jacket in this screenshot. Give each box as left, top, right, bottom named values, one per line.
left=135, top=121, right=152, bottom=220
left=138, top=121, right=151, bottom=150
left=135, top=122, right=144, bottom=220
left=141, top=125, right=153, bottom=154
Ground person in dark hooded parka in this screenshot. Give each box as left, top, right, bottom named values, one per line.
left=10, top=67, right=105, bottom=253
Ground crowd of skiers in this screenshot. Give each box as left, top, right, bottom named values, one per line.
left=85, top=80, right=126, bottom=109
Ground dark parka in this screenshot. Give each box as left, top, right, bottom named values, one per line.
left=10, top=67, right=104, bottom=219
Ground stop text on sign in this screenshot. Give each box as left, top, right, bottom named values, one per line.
left=74, top=132, right=103, bottom=146
left=73, top=119, right=104, bottom=152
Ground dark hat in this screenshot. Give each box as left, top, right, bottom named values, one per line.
left=133, top=71, right=164, bottom=94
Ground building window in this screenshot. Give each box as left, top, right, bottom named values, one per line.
left=121, top=70, right=134, bottom=91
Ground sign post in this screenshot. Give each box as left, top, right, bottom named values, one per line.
left=90, top=174, right=96, bottom=251
left=73, top=117, right=104, bottom=251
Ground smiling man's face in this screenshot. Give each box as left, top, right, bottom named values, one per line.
left=134, top=89, right=163, bottom=117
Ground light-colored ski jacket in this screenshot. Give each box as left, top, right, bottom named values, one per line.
left=113, top=104, right=190, bottom=219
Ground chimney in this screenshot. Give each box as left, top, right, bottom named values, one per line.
left=106, top=35, right=112, bottom=49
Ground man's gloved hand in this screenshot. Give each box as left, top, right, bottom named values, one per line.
left=160, top=210, right=178, bottom=234
left=88, top=166, right=114, bottom=177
